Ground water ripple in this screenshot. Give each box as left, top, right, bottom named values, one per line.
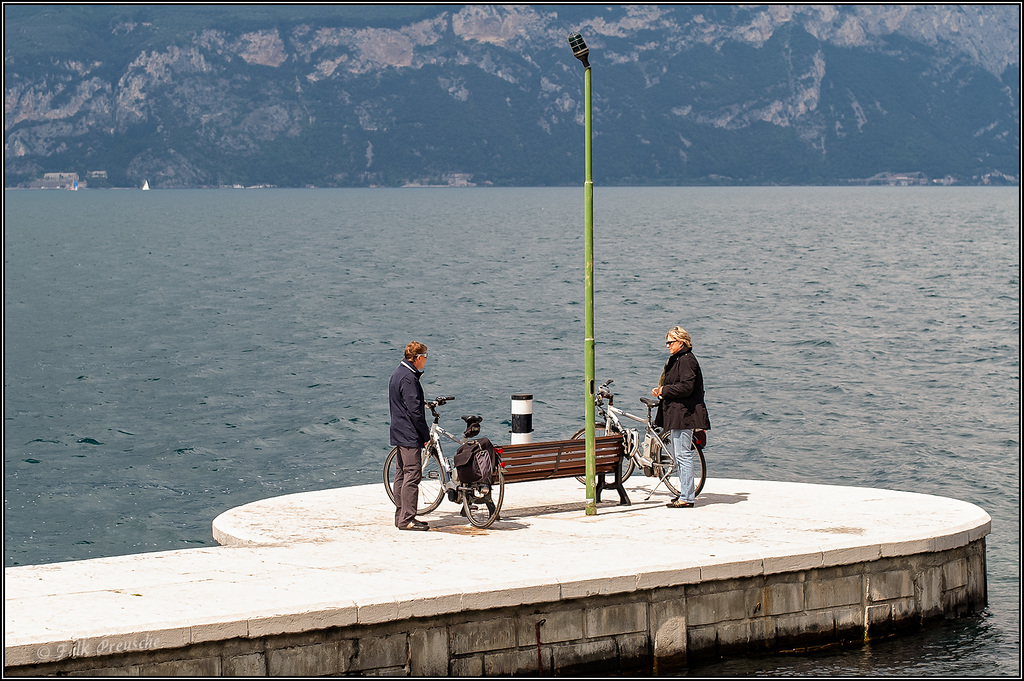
left=3, top=187, right=1018, bottom=675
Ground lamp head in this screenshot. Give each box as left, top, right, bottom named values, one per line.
left=567, top=32, right=590, bottom=68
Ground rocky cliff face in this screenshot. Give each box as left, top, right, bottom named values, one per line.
left=4, top=5, right=1019, bottom=187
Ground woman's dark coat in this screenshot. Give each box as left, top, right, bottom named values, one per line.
left=655, top=348, right=712, bottom=431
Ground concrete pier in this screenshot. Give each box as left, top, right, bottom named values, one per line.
left=4, top=477, right=989, bottom=676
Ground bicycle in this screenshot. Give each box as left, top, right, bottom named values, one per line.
left=572, top=379, right=706, bottom=501
left=383, top=396, right=505, bottom=528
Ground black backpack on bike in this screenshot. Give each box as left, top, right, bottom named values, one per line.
left=454, top=437, right=497, bottom=483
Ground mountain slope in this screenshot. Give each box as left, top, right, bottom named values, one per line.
left=4, top=5, right=1019, bottom=187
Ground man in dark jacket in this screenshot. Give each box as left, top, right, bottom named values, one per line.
left=389, top=341, right=431, bottom=530
left=652, top=326, right=711, bottom=508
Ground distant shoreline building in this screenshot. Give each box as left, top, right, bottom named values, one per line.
left=26, top=172, right=86, bottom=189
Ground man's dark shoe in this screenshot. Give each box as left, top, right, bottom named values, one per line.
left=395, top=520, right=428, bottom=532
left=666, top=499, right=694, bottom=508
left=399, top=519, right=429, bottom=531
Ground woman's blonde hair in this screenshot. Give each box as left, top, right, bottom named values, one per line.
left=404, top=341, right=428, bottom=361
left=665, top=326, right=692, bottom=351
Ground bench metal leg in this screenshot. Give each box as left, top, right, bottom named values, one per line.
left=596, top=471, right=631, bottom=506
left=613, top=467, right=631, bottom=506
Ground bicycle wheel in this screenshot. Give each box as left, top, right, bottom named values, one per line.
left=693, top=443, right=707, bottom=497
left=462, top=466, right=504, bottom=529
left=571, top=425, right=636, bottom=484
left=383, top=447, right=398, bottom=502
left=652, top=432, right=708, bottom=499
left=383, top=446, right=447, bottom=515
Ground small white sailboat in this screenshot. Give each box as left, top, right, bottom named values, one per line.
left=142, top=180, right=150, bottom=191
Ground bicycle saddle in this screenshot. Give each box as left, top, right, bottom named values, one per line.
left=462, top=414, right=482, bottom=438
left=640, top=397, right=661, bottom=408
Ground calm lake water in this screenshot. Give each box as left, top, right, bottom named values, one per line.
left=3, top=187, right=1019, bottom=675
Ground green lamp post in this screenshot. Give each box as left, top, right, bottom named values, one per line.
left=568, top=32, right=597, bottom=515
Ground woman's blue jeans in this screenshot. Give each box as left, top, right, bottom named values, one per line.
left=669, top=429, right=695, bottom=502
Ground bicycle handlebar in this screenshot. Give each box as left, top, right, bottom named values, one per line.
left=426, top=396, right=456, bottom=424
left=594, top=379, right=660, bottom=420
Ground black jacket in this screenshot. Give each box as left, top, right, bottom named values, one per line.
left=655, top=348, right=711, bottom=431
left=388, top=360, right=430, bottom=447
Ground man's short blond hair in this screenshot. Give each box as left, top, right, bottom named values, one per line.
left=404, top=341, right=428, bottom=361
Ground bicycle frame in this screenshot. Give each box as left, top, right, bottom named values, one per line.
left=595, top=387, right=652, bottom=461
left=430, top=428, right=459, bottom=477
left=425, top=405, right=466, bottom=494
left=594, top=382, right=682, bottom=500
left=425, top=400, right=501, bottom=497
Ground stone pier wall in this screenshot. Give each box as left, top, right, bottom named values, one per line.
left=6, top=540, right=986, bottom=676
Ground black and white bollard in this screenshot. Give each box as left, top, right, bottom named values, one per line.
left=510, top=394, right=533, bottom=444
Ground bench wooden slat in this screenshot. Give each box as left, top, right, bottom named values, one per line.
left=501, top=451, right=621, bottom=469
left=496, top=434, right=630, bottom=505
left=500, top=438, right=620, bottom=478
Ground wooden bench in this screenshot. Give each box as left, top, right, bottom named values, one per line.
left=496, top=434, right=630, bottom=505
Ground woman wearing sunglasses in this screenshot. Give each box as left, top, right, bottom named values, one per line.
left=652, top=326, right=712, bottom=508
